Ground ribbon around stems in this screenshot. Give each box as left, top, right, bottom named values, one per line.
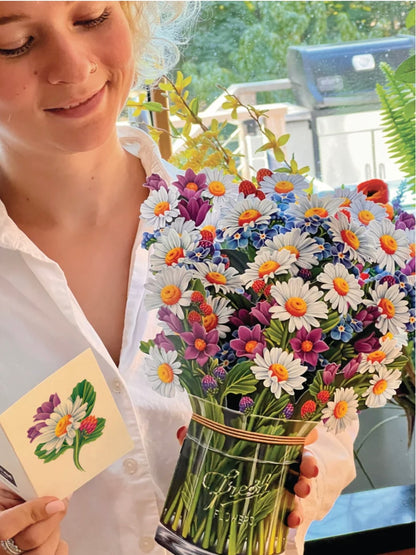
left=191, top=413, right=306, bottom=445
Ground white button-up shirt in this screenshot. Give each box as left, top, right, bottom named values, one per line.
left=0, top=126, right=357, bottom=554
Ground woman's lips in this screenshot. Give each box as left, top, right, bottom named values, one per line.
left=45, top=85, right=106, bottom=118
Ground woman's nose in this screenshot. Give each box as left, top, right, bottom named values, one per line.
left=45, top=36, right=93, bottom=85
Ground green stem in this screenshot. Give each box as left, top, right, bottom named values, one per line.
left=162, top=487, right=182, bottom=526
left=228, top=465, right=243, bottom=555
left=354, top=449, right=376, bottom=489
left=202, top=505, right=216, bottom=549
left=171, top=498, right=184, bottom=532
left=72, top=431, right=84, bottom=471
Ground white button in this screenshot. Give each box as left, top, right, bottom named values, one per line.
left=112, top=378, right=122, bottom=393
left=139, top=536, right=154, bottom=553
left=123, top=458, right=138, bottom=475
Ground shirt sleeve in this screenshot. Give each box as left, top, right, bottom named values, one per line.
left=286, top=420, right=359, bottom=555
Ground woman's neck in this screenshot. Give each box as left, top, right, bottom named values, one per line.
left=0, top=130, right=143, bottom=231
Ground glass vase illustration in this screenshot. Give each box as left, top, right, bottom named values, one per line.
left=155, top=395, right=318, bottom=555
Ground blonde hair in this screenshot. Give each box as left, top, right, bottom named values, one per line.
left=119, top=1, right=199, bottom=88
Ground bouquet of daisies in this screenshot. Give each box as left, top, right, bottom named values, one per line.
left=139, top=166, right=414, bottom=555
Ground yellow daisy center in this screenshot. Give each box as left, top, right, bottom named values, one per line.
left=186, top=182, right=199, bottom=191
left=333, top=400, right=348, bottom=419
left=380, top=234, right=397, bottom=255
left=195, top=338, right=207, bottom=351
left=373, top=379, right=388, bottom=395
left=165, top=247, right=184, bottom=266
left=238, top=209, right=262, bottom=226
left=274, top=180, right=294, bottom=194
left=280, top=245, right=300, bottom=259
left=203, top=313, right=218, bottom=332
left=341, top=229, right=360, bottom=250
left=301, top=340, right=313, bottom=352
left=154, top=201, right=170, bottom=217
left=340, top=198, right=351, bottom=207
left=378, top=298, right=395, bottom=319
left=258, top=260, right=280, bottom=278
left=208, top=181, right=226, bottom=196
left=206, top=272, right=227, bottom=285
left=367, top=350, right=387, bottom=363
left=269, top=363, right=289, bottom=382
left=160, top=284, right=182, bottom=305
left=55, top=414, right=72, bottom=437
left=245, top=340, right=259, bottom=353
left=358, top=210, right=375, bottom=225
left=157, top=363, right=174, bottom=383
left=285, top=296, right=307, bottom=317
left=333, top=277, right=349, bottom=296
left=304, top=207, right=328, bottom=218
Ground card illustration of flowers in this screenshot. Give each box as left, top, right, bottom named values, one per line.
left=27, top=380, right=106, bottom=471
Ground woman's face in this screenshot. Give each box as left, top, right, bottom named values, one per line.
left=0, top=1, right=135, bottom=155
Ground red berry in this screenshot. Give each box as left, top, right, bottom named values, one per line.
left=255, top=190, right=266, bottom=200
left=300, top=400, right=317, bottom=418
left=256, top=168, right=273, bottom=184
left=191, top=291, right=205, bottom=304
left=200, top=302, right=213, bottom=316
left=239, top=180, right=257, bottom=196
left=252, top=280, right=266, bottom=293
left=200, top=229, right=214, bottom=242
left=188, top=310, right=202, bottom=324
left=316, top=390, right=330, bottom=404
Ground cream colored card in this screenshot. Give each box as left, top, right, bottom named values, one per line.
left=0, top=349, right=134, bottom=500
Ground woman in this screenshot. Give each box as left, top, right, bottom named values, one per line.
left=0, top=2, right=357, bottom=554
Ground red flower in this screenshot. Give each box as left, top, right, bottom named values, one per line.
left=80, top=415, right=98, bottom=435
left=301, top=400, right=317, bottom=418
left=316, top=390, right=331, bottom=404
left=357, top=179, right=388, bottom=204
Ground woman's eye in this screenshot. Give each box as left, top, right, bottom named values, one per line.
left=0, top=37, right=34, bottom=58
left=75, top=8, right=111, bottom=28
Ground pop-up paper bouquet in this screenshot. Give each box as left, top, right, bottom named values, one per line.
left=139, top=156, right=414, bottom=555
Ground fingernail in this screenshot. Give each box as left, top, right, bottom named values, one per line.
left=312, top=466, right=319, bottom=478
left=292, top=515, right=301, bottom=527
left=176, top=426, right=187, bottom=441
left=45, top=499, right=66, bottom=515
left=304, top=484, right=311, bottom=496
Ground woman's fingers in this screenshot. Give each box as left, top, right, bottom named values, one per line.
left=0, top=498, right=66, bottom=542
left=304, top=428, right=318, bottom=445
left=0, top=488, right=24, bottom=511
left=293, top=476, right=311, bottom=498
left=26, top=525, right=61, bottom=555
left=300, top=452, right=319, bottom=479
left=286, top=497, right=303, bottom=528
left=176, top=426, right=187, bottom=445
left=56, top=539, right=69, bottom=555
left=13, top=510, right=66, bottom=552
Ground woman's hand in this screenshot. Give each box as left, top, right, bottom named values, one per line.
left=287, top=428, right=319, bottom=528
left=177, top=426, right=319, bottom=530
left=0, top=487, right=68, bottom=554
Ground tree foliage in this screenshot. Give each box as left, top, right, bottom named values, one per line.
left=176, top=1, right=412, bottom=107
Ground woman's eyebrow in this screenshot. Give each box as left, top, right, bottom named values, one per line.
left=0, top=14, right=29, bottom=26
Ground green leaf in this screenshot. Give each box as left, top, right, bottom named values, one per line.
left=71, top=380, right=96, bottom=416
left=277, top=133, right=290, bottom=146
left=80, top=417, right=106, bottom=445
left=158, top=82, right=174, bottom=92
left=263, top=318, right=288, bottom=350
left=139, top=339, right=154, bottom=355
left=387, top=354, right=409, bottom=371
left=395, top=55, right=416, bottom=84
left=222, top=361, right=257, bottom=397
left=142, top=101, right=164, bottom=112
left=252, top=490, right=278, bottom=525
left=404, top=98, right=416, bottom=120
left=406, top=7, right=415, bottom=29
left=35, top=442, right=71, bottom=463
left=221, top=249, right=249, bottom=273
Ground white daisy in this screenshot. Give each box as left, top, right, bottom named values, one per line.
left=193, top=261, right=242, bottom=294
left=365, top=282, right=409, bottom=336
left=265, top=228, right=321, bottom=275
left=287, top=194, right=343, bottom=223
left=39, top=396, right=88, bottom=454
left=202, top=296, right=234, bottom=338
left=169, top=217, right=201, bottom=243
left=202, top=168, right=237, bottom=206
left=251, top=347, right=308, bottom=399
left=150, top=228, right=197, bottom=271
left=242, top=248, right=295, bottom=287
left=221, top=195, right=276, bottom=236
left=362, top=367, right=402, bottom=408
left=140, top=187, right=180, bottom=229
left=367, top=219, right=410, bottom=274
left=333, top=187, right=366, bottom=208
left=358, top=338, right=402, bottom=374
left=145, top=346, right=183, bottom=398
left=317, top=263, right=364, bottom=315
left=259, top=172, right=309, bottom=196
left=321, top=387, right=359, bottom=434
left=269, top=277, right=328, bottom=332
left=327, top=213, right=376, bottom=264
left=349, top=197, right=387, bottom=226
left=144, top=266, right=194, bottom=318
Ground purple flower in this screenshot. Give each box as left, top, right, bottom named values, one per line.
left=239, top=396, right=254, bottom=414
left=402, top=257, right=415, bottom=276
left=178, top=197, right=211, bottom=226
left=173, top=169, right=207, bottom=200
left=298, top=268, right=313, bottom=281
left=251, top=300, right=274, bottom=326
left=354, top=332, right=379, bottom=354
left=395, top=211, right=415, bottom=231
left=33, top=393, right=61, bottom=421
left=323, top=363, right=340, bottom=385
left=201, top=375, right=218, bottom=394
left=213, top=366, right=227, bottom=381
left=342, top=355, right=362, bottom=379
left=355, top=306, right=379, bottom=328
left=154, top=331, right=175, bottom=352
left=143, top=173, right=168, bottom=192
left=289, top=327, right=329, bottom=367
left=158, top=307, right=184, bottom=334
left=229, top=309, right=258, bottom=328
left=282, top=402, right=294, bottom=419
left=27, top=422, right=47, bottom=443
left=181, top=323, right=219, bottom=366
left=230, top=324, right=266, bottom=360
